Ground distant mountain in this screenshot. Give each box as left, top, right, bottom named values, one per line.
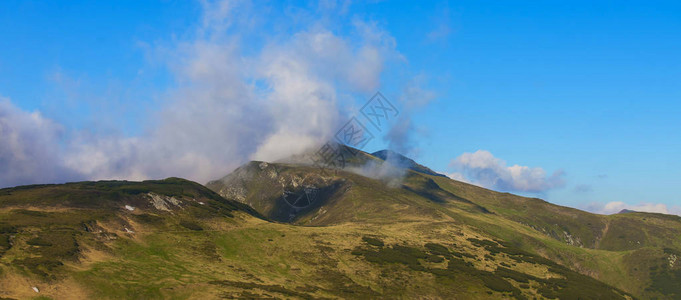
left=1, top=150, right=680, bottom=299
left=371, top=149, right=448, bottom=177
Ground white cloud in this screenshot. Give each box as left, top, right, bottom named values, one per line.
left=445, top=172, right=478, bottom=186
left=250, top=23, right=396, bottom=161
left=595, top=201, right=681, bottom=216
left=446, top=172, right=466, bottom=181
left=0, top=98, right=81, bottom=187
left=449, top=150, right=565, bottom=193
left=0, top=0, right=414, bottom=188
left=66, top=2, right=398, bottom=184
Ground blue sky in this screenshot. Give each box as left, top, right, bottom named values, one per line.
left=1, top=0, right=680, bottom=214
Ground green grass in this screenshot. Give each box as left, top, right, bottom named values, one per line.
left=1, top=156, right=680, bottom=299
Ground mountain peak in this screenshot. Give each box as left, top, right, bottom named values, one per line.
left=370, top=150, right=447, bottom=177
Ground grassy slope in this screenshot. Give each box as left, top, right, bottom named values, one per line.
left=430, top=173, right=681, bottom=298
left=207, top=158, right=681, bottom=299
left=1, top=176, right=632, bottom=299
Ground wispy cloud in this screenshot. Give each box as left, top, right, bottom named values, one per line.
left=449, top=150, right=565, bottom=193
left=67, top=1, right=401, bottom=184
left=0, top=98, right=81, bottom=186
left=383, top=75, right=435, bottom=157
left=573, top=184, right=593, bottom=193
left=427, top=22, right=451, bottom=42
left=425, top=2, right=455, bottom=43
left=0, top=0, right=419, bottom=188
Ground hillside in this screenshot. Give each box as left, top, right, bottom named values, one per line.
left=0, top=150, right=679, bottom=299
left=207, top=149, right=681, bottom=299
left=1, top=177, right=632, bottom=299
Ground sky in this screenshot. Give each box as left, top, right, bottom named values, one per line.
left=1, top=0, right=680, bottom=215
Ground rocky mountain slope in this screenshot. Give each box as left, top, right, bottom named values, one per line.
left=0, top=149, right=679, bottom=299
left=207, top=148, right=681, bottom=299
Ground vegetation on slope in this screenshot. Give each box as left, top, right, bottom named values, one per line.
left=1, top=149, right=680, bottom=299
left=206, top=149, right=681, bottom=298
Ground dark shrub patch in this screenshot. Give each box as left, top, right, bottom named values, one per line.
left=179, top=220, right=203, bottom=231
left=481, top=275, right=516, bottom=292
left=467, top=238, right=498, bottom=248
left=648, top=268, right=681, bottom=297
left=26, top=237, right=53, bottom=246
left=0, top=224, right=16, bottom=234
left=353, top=244, right=427, bottom=271
left=0, top=234, right=11, bottom=256
left=27, top=232, right=80, bottom=260
left=362, top=236, right=384, bottom=247
left=426, top=255, right=445, bottom=263
left=494, top=267, right=534, bottom=283
left=351, top=249, right=365, bottom=256
left=663, top=248, right=674, bottom=254
left=0, top=234, right=10, bottom=248
left=133, top=213, right=165, bottom=225
left=14, top=209, right=48, bottom=217
left=13, top=257, right=63, bottom=280
left=425, top=243, right=450, bottom=257
left=353, top=240, right=627, bottom=299
left=537, top=285, right=559, bottom=299
left=539, top=266, right=627, bottom=299
left=393, top=245, right=428, bottom=259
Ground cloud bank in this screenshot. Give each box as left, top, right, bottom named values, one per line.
left=0, top=98, right=81, bottom=187
left=0, top=1, right=412, bottom=188
left=448, top=150, right=565, bottom=193
left=592, top=201, right=681, bottom=216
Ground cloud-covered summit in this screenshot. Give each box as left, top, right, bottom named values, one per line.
left=0, top=0, right=413, bottom=188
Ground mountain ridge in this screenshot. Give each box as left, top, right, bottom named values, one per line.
left=206, top=147, right=681, bottom=298
left=0, top=149, right=679, bottom=298
left=370, top=149, right=448, bottom=178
